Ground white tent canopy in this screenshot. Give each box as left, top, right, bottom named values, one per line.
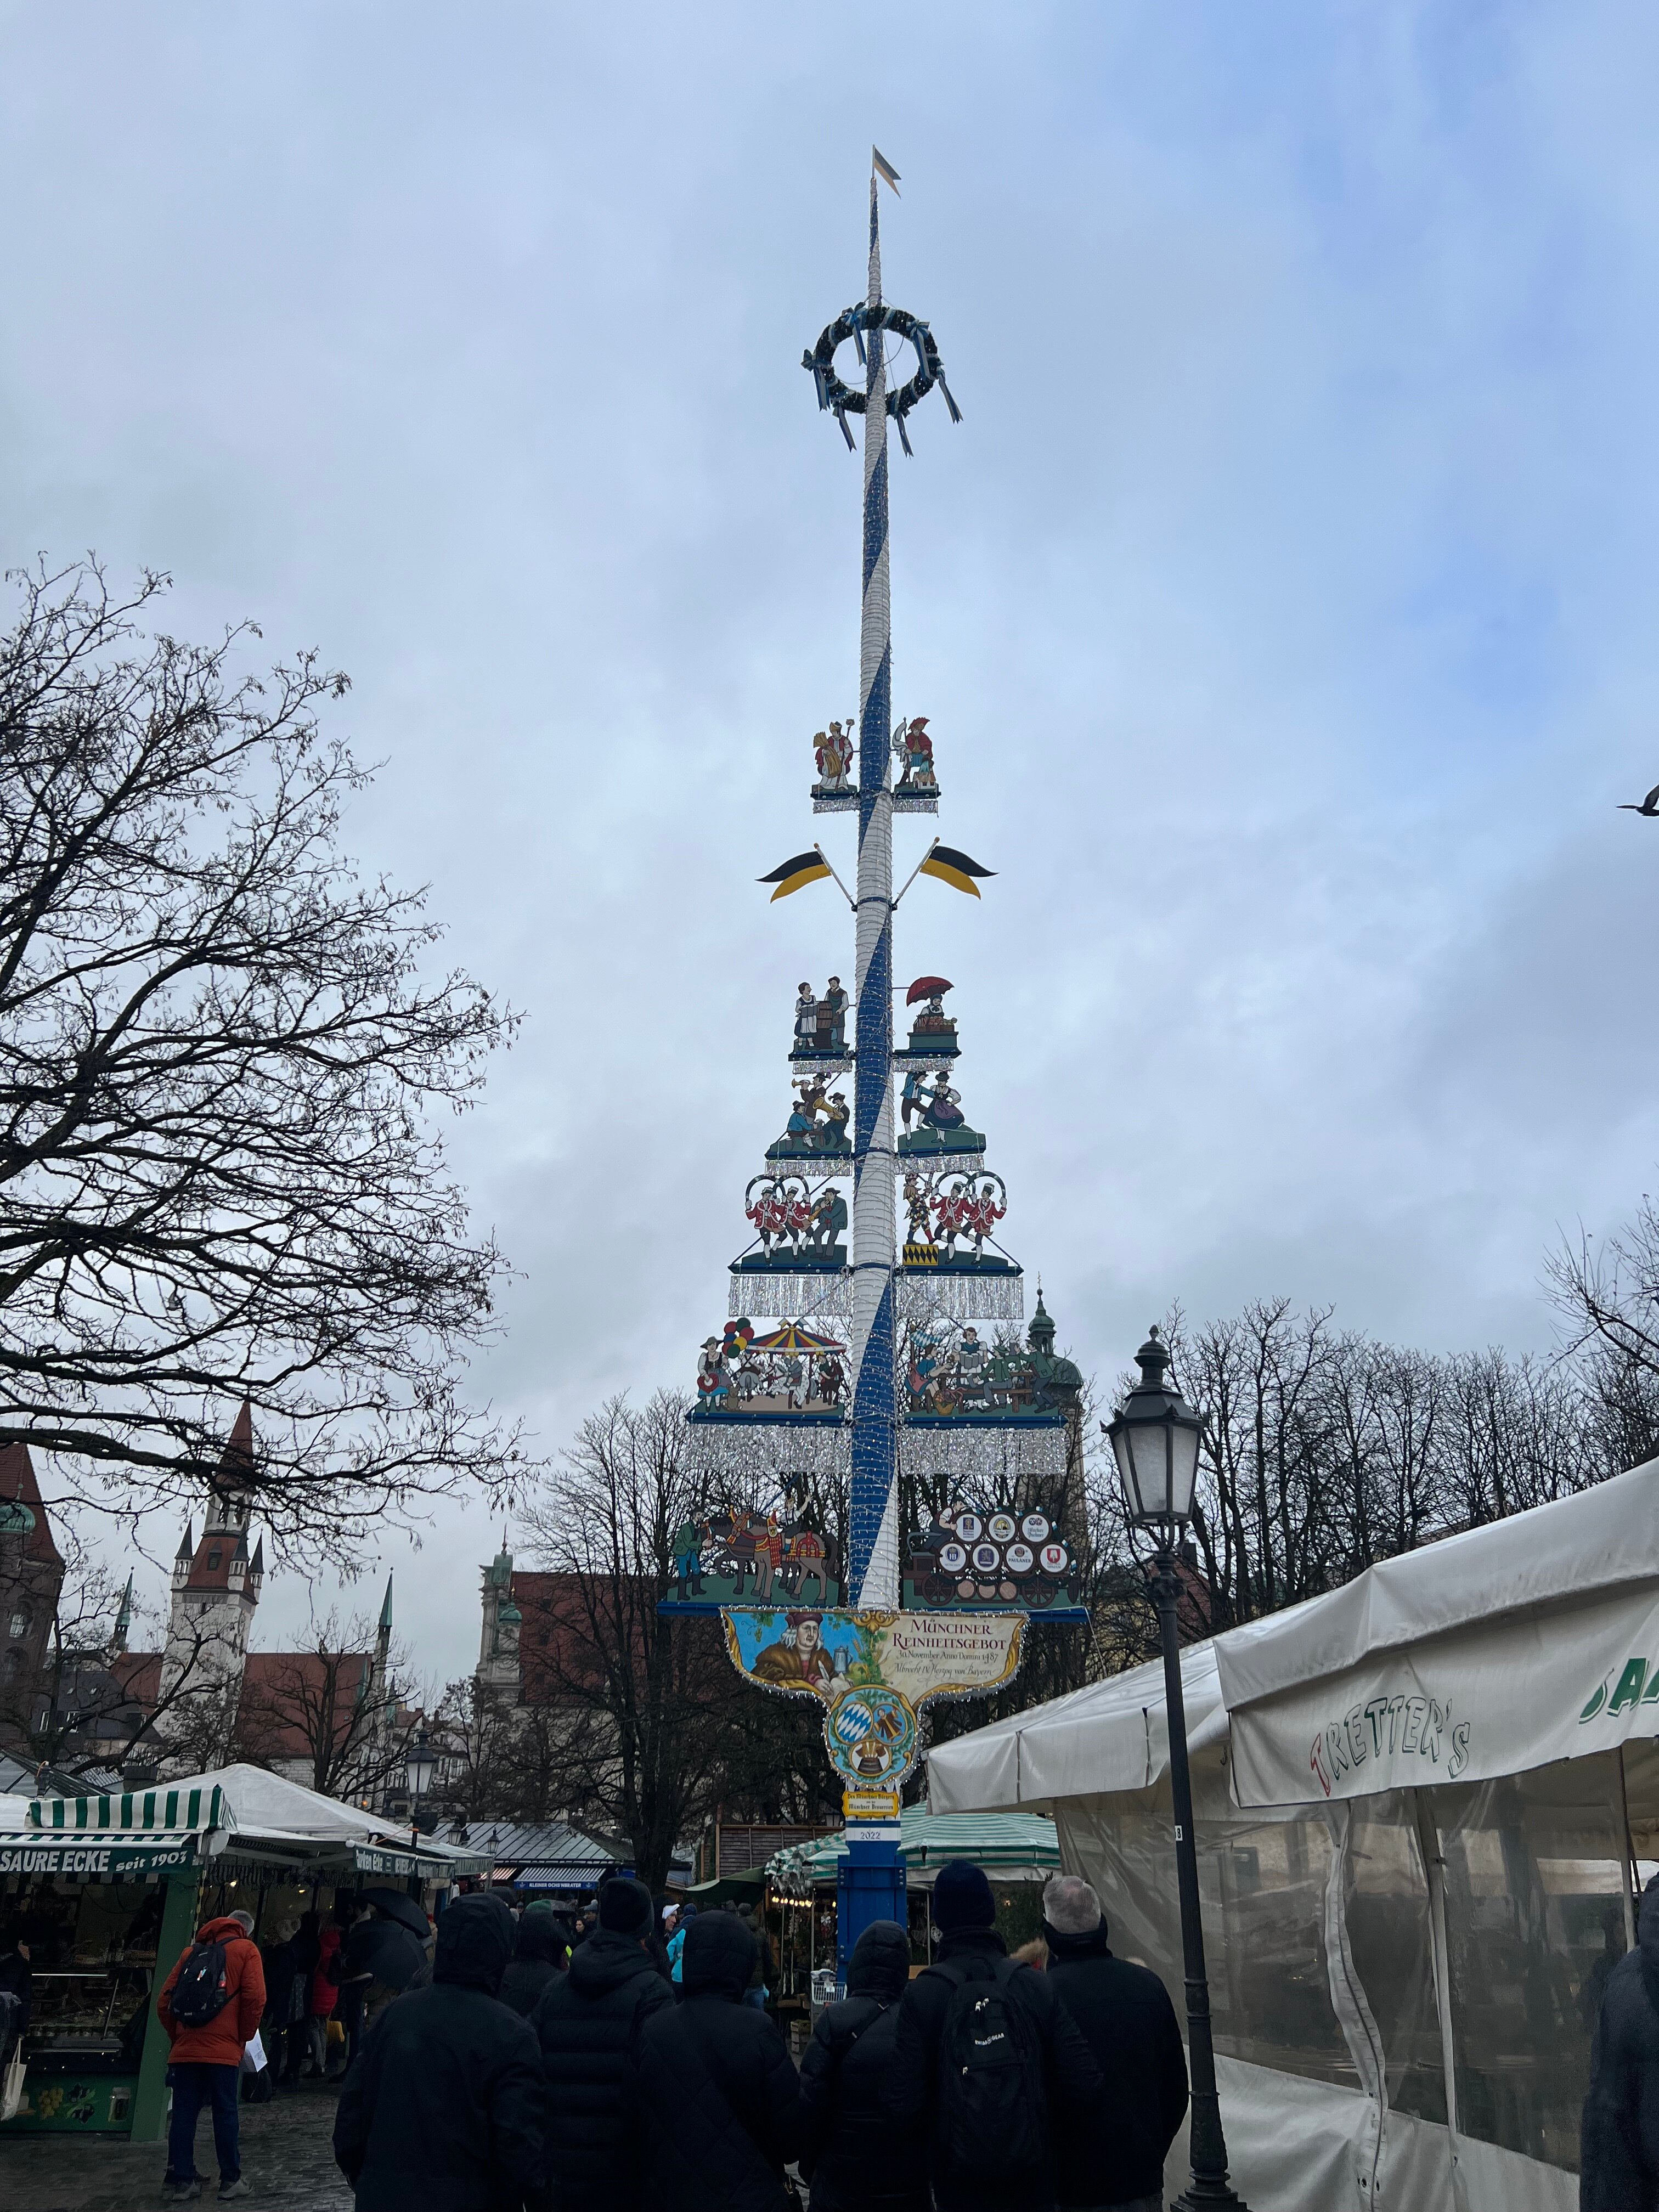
left=927, top=1462, right=1659, bottom=2212
left=930, top=1457, right=1659, bottom=1817
left=16, top=1763, right=489, bottom=1877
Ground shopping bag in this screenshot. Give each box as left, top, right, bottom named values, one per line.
left=325, top=2017, right=345, bottom=2046
left=1, top=2053, right=26, bottom=2123
left=240, top=2031, right=267, bottom=2075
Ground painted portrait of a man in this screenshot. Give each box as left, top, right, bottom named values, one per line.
left=749, top=1610, right=836, bottom=1695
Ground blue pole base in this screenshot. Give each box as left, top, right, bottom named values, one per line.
left=836, top=1825, right=906, bottom=1993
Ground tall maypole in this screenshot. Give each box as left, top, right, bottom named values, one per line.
left=849, top=167, right=899, bottom=1612
left=667, top=149, right=1086, bottom=1991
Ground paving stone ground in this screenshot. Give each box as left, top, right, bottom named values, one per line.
left=0, top=2080, right=352, bottom=2212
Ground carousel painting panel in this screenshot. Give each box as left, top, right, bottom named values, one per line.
left=694, top=1318, right=850, bottom=1414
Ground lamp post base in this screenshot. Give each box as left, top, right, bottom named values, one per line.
left=1171, top=2177, right=1251, bottom=2210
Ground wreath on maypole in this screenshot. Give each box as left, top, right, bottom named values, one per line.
left=803, top=303, right=962, bottom=453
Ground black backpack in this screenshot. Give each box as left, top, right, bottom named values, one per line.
left=169, top=1938, right=233, bottom=2028
left=932, top=1953, right=1049, bottom=2185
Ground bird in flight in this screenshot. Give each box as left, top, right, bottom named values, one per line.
left=1619, top=784, right=1659, bottom=815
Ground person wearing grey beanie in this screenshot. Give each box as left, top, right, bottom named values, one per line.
left=1039, top=1875, right=1187, bottom=2212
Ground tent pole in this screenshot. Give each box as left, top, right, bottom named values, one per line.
left=1412, top=1790, right=1460, bottom=2145
left=1616, top=1745, right=1638, bottom=1952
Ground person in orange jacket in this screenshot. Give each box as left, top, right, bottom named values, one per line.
left=156, top=1908, right=267, bottom=2202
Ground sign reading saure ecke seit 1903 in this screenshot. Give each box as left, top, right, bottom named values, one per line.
left=0, top=1836, right=199, bottom=1876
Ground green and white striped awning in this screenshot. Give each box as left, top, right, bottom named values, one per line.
left=29, top=1785, right=229, bottom=1836
left=768, top=1809, right=1060, bottom=1889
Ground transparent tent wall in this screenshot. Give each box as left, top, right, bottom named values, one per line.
left=1053, top=1746, right=1637, bottom=2184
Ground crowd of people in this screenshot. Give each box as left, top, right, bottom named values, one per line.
left=138, top=1853, right=1200, bottom=2208
left=132, top=1848, right=1659, bottom=2208
left=328, top=1860, right=1182, bottom=2211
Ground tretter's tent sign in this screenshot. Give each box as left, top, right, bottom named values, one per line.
left=1216, top=1472, right=1659, bottom=1809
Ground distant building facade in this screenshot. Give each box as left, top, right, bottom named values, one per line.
left=0, top=1406, right=398, bottom=1800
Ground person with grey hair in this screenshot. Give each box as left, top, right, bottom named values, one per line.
left=1040, top=1874, right=1187, bottom=2212
left=156, top=1904, right=267, bottom=2199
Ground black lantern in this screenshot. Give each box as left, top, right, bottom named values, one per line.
left=404, top=1728, right=436, bottom=1805
left=1105, top=1325, right=1203, bottom=1527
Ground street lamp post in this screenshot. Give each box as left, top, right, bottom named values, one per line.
left=404, top=1728, right=436, bottom=1849
left=1105, top=1326, right=1249, bottom=2212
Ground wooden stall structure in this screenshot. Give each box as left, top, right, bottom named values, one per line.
left=0, top=1763, right=488, bottom=2144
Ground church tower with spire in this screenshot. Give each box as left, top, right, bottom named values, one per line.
left=156, top=1400, right=266, bottom=1759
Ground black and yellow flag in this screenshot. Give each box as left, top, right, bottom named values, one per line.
left=760, top=849, right=832, bottom=902
left=918, top=843, right=996, bottom=898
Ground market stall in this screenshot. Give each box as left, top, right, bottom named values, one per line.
left=928, top=1459, right=1659, bottom=2212
left=767, top=1808, right=1061, bottom=2019
left=0, top=1764, right=488, bottom=2142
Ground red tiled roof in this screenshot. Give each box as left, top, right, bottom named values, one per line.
left=512, top=1571, right=646, bottom=1703
left=184, top=1534, right=249, bottom=1594
left=0, top=1442, right=64, bottom=1568
left=235, top=1649, right=373, bottom=1760
left=112, top=1651, right=162, bottom=1707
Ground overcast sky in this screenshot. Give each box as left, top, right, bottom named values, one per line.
left=5, top=3, right=1659, bottom=1687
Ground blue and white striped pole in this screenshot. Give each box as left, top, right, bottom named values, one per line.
left=848, top=174, right=899, bottom=1612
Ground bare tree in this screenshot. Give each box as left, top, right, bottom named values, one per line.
left=428, top=1675, right=520, bottom=1825
left=0, top=561, right=519, bottom=1557
left=0, top=1528, right=248, bottom=1775
left=516, top=1389, right=808, bottom=1891
left=231, top=1608, right=413, bottom=1798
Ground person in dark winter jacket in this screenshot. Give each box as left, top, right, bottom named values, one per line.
left=533, top=1875, right=673, bottom=2211
left=1582, top=1874, right=1659, bottom=2211
left=260, top=1917, right=308, bottom=2086
left=634, top=1908, right=802, bottom=2211
left=799, top=1918, right=927, bottom=2212
left=1039, top=1874, right=1187, bottom=2212
left=888, top=1860, right=1103, bottom=2212
left=332, top=1892, right=547, bottom=2212
left=499, top=1907, right=569, bottom=2020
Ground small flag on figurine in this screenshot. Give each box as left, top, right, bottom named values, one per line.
left=760, top=849, right=833, bottom=901
left=872, top=146, right=900, bottom=194
left=918, top=843, right=995, bottom=898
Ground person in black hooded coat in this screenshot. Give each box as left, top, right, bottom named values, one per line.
left=533, top=1876, right=673, bottom=2211
left=333, top=1892, right=548, bottom=2212
left=799, top=1918, right=927, bottom=2212
left=633, top=1909, right=802, bottom=2212
left=1582, top=1874, right=1659, bottom=2211
left=499, top=1908, right=569, bottom=2020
